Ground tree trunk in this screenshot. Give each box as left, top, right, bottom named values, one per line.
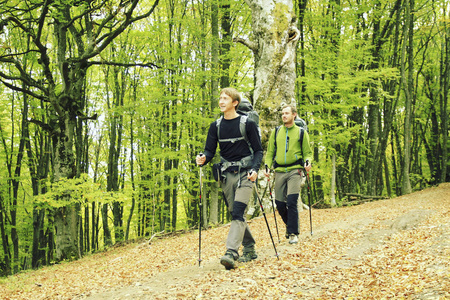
left=401, top=0, right=414, bottom=194
left=0, top=195, right=11, bottom=275
left=105, top=61, right=126, bottom=243
left=126, top=81, right=138, bottom=241
left=102, top=203, right=113, bottom=247
left=26, top=102, right=51, bottom=268
left=330, top=151, right=337, bottom=207
left=296, top=0, right=307, bottom=104
left=384, top=154, right=392, bottom=198
left=172, top=160, right=179, bottom=231
left=208, top=0, right=220, bottom=226
left=393, top=122, right=403, bottom=195
left=51, top=109, right=79, bottom=260
left=220, top=2, right=232, bottom=89
left=366, top=0, right=382, bottom=196
left=92, top=134, right=102, bottom=250
left=163, top=157, right=171, bottom=231
left=111, top=124, right=124, bottom=241
left=440, top=15, right=449, bottom=183
left=9, top=87, right=32, bottom=273
left=240, top=0, right=300, bottom=135
left=313, top=139, right=324, bottom=202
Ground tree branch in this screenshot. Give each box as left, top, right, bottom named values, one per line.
left=81, top=0, right=160, bottom=61
left=87, top=61, right=164, bottom=70
left=0, top=79, right=47, bottom=102
left=0, top=57, right=47, bottom=92
left=233, top=37, right=258, bottom=53
left=28, top=119, right=53, bottom=133
left=378, top=0, right=402, bottom=47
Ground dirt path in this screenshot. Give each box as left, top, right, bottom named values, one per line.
left=1, top=183, right=449, bottom=299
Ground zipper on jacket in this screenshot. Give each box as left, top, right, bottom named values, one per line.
left=285, top=127, right=289, bottom=172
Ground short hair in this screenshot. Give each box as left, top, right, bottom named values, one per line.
left=220, top=87, right=241, bottom=110
left=281, top=104, right=297, bottom=115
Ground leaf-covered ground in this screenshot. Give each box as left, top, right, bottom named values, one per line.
left=1, top=183, right=449, bottom=299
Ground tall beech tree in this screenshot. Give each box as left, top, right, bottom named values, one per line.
left=237, top=0, right=300, bottom=133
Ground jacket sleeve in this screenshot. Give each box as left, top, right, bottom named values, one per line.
left=203, top=121, right=218, bottom=165
left=302, top=130, right=313, bottom=164
left=264, top=129, right=276, bottom=168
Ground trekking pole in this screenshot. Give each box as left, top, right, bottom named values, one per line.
left=304, top=162, right=313, bottom=236
left=251, top=172, right=279, bottom=260
left=198, top=153, right=204, bottom=266
left=266, top=166, right=280, bottom=243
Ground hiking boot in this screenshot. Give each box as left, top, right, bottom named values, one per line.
left=220, top=251, right=237, bottom=270
left=238, top=249, right=257, bottom=263
left=289, top=234, right=298, bottom=244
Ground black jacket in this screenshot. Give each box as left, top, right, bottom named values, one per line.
left=203, top=116, right=263, bottom=171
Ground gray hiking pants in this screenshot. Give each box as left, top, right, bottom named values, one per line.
left=274, top=169, right=305, bottom=235
left=221, top=171, right=256, bottom=256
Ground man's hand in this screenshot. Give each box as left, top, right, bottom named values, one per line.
left=263, top=165, right=271, bottom=177
left=304, top=160, right=312, bottom=172
left=247, top=169, right=258, bottom=182
left=196, top=153, right=206, bottom=166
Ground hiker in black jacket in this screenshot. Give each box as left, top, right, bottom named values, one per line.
left=264, top=104, right=312, bottom=244
left=196, top=87, right=263, bottom=270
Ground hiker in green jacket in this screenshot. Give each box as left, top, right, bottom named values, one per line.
left=264, top=104, right=312, bottom=244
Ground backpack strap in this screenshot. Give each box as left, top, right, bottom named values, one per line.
left=220, top=154, right=253, bottom=187
left=216, top=116, right=222, bottom=140
left=273, top=158, right=305, bottom=169
left=239, top=115, right=248, bottom=143
left=273, top=126, right=282, bottom=161
left=239, top=115, right=253, bottom=154
left=299, top=127, right=304, bottom=159
left=215, top=115, right=254, bottom=187
left=216, top=115, right=251, bottom=149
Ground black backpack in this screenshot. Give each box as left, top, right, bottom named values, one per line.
left=216, top=98, right=260, bottom=153
left=237, top=98, right=260, bottom=136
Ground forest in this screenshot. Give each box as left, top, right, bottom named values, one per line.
left=0, top=0, right=448, bottom=277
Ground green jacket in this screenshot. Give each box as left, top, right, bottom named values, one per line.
left=264, top=124, right=312, bottom=173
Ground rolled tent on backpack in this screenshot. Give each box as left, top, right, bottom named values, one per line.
left=238, top=98, right=260, bottom=137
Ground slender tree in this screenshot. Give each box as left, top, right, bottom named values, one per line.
left=400, top=0, right=414, bottom=194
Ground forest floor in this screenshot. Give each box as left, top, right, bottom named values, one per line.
left=0, top=183, right=449, bottom=299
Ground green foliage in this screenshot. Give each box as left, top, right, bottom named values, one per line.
left=0, top=0, right=447, bottom=275
left=34, top=174, right=104, bottom=209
